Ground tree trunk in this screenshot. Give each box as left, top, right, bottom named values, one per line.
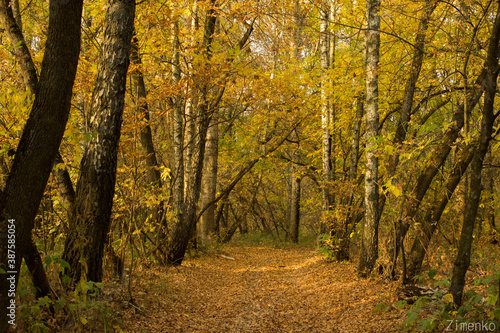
left=0, top=0, right=37, bottom=92
left=378, top=0, right=437, bottom=224
left=168, top=1, right=217, bottom=265
left=286, top=1, right=303, bottom=244
left=406, top=141, right=475, bottom=282
left=0, top=0, right=76, bottom=208
left=320, top=2, right=332, bottom=234
left=53, top=152, right=76, bottom=210
left=391, top=49, right=490, bottom=270
left=450, top=1, right=500, bottom=305
left=360, top=0, right=381, bottom=275
left=288, top=130, right=301, bottom=243
left=200, top=109, right=219, bottom=240
left=171, top=20, right=185, bottom=239
left=0, top=0, right=83, bottom=330
left=62, top=0, right=135, bottom=284
left=485, top=150, right=496, bottom=234
left=184, top=4, right=200, bottom=199
left=23, top=241, right=53, bottom=299
left=130, top=32, right=166, bottom=262
left=221, top=205, right=246, bottom=243
left=0, top=0, right=77, bottom=299
left=130, top=35, right=162, bottom=189
left=337, top=96, right=364, bottom=261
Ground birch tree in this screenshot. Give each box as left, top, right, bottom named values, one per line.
left=62, top=0, right=135, bottom=284
left=359, top=0, right=381, bottom=275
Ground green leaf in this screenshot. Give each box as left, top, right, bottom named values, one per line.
left=37, top=296, right=52, bottom=307
left=395, top=300, right=407, bottom=310
left=406, top=310, right=418, bottom=325
left=44, top=256, right=53, bottom=266
left=56, top=298, right=66, bottom=312
left=435, top=279, right=450, bottom=288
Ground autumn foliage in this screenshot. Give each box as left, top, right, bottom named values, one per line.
left=0, top=0, right=499, bottom=331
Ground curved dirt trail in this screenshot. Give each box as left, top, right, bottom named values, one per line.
left=123, top=246, right=404, bottom=332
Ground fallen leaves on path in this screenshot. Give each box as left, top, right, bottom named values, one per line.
left=122, top=245, right=404, bottom=332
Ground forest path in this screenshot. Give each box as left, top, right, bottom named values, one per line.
left=122, top=245, right=404, bottom=332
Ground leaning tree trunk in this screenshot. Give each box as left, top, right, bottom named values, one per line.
left=0, top=0, right=76, bottom=300
left=359, top=0, right=381, bottom=275
left=450, top=1, right=500, bottom=305
left=0, top=0, right=76, bottom=209
left=386, top=0, right=437, bottom=277
left=62, top=0, right=135, bottom=285
left=406, top=141, right=475, bottom=282
left=391, top=52, right=489, bottom=272
left=0, top=0, right=83, bottom=330
left=0, top=0, right=37, bottom=92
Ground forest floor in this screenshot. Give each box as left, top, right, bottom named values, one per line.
left=118, top=240, right=405, bottom=332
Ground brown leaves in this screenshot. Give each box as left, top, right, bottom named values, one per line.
left=121, top=245, right=404, bottom=332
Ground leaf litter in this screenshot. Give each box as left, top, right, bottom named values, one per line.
left=121, top=245, right=404, bottom=332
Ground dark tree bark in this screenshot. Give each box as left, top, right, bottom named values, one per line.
left=23, top=241, right=53, bottom=299
left=221, top=205, right=246, bottom=243
left=378, top=0, right=437, bottom=220
left=391, top=51, right=490, bottom=272
left=0, top=0, right=75, bottom=208
left=288, top=135, right=301, bottom=243
left=131, top=35, right=162, bottom=189
left=450, top=0, right=500, bottom=305
left=53, top=152, right=76, bottom=208
left=406, top=141, right=475, bottom=282
left=62, top=0, right=135, bottom=284
left=0, top=0, right=37, bottom=92
left=1, top=0, right=78, bottom=210
left=130, top=32, right=167, bottom=261
left=0, top=0, right=83, bottom=330
left=0, top=0, right=75, bottom=301
left=376, top=0, right=437, bottom=278
left=10, top=0, right=19, bottom=30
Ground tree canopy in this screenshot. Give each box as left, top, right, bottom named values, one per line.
left=0, top=0, right=499, bottom=331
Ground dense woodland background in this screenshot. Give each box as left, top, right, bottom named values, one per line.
left=0, top=0, right=499, bottom=331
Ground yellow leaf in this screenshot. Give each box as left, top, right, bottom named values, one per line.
left=443, top=293, right=454, bottom=304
